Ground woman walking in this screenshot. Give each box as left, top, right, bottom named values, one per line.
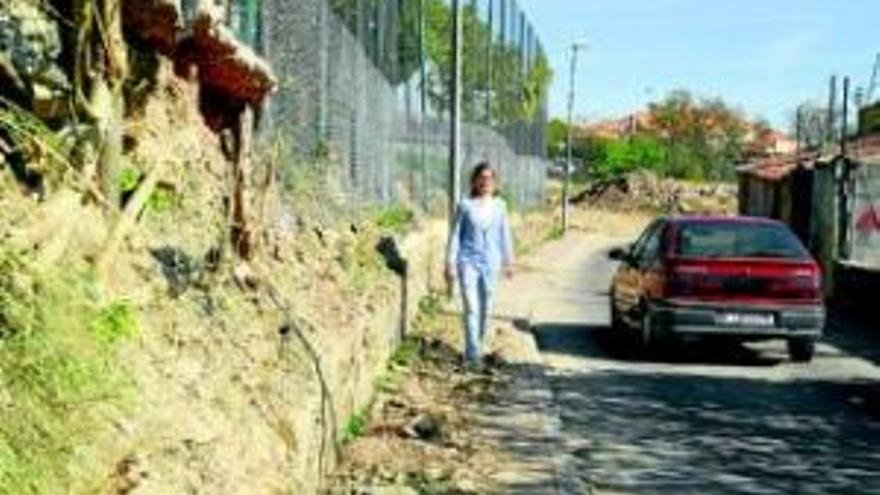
left=446, top=162, right=515, bottom=366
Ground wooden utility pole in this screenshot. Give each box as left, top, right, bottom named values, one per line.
left=838, top=77, right=852, bottom=262
left=827, top=75, right=838, bottom=146
left=563, top=41, right=587, bottom=233
left=842, top=76, right=850, bottom=158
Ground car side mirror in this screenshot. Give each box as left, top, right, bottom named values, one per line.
left=608, top=246, right=630, bottom=262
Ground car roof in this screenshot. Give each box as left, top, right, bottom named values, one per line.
left=665, top=215, right=787, bottom=227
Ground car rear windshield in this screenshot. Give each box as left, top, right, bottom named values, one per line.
left=675, top=222, right=809, bottom=259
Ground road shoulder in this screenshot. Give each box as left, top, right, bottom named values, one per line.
left=476, top=320, right=571, bottom=494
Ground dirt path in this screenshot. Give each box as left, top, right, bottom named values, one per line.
left=326, top=212, right=648, bottom=495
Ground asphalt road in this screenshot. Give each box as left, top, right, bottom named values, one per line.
left=498, top=231, right=880, bottom=495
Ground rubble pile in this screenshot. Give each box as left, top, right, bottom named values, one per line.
left=573, top=169, right=738, bottom=215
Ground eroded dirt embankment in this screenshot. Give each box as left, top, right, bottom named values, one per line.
left=1, top=54, right=559, bottom=492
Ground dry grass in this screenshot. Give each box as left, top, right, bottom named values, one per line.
left=326, top=295, right=514, bottom=495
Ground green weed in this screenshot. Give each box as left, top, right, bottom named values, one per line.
left=390, top=337, right=420, bottom=368
left=0, top=251, right=136, bottom=493
left=417, top=292, right=444, bottom=319
left=545, top=224, right=564, bottom=242
left=118, top=167, right=178, bottom=214
left=374, top=203, right=415, bottom=234
left=337, top=233, right=386, bottom=293
left=118, top=167, right=142, bottom=195
left=376, top=336, right=422, bottom=395
left=342, top=409, right=369, bottom=444
left=146, top=187, right=178, bottom=214
left=89, top=300, right=138, bottom=346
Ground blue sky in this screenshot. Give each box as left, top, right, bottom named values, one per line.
left=518, top=0, right=879, bottom=129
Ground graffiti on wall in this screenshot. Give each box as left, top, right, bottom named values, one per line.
left=855, top=202, right=880, bottom=235
left=851, top=201, right=880, bottom=267
left=850, top=165, right=880, bottom=267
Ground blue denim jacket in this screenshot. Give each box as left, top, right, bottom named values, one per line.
left=446, top=197, right=515, bottom=271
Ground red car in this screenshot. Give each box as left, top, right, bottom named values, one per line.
left=609, top=216, right=826, bottom=362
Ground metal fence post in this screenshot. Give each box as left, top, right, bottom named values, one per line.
left=318, top=0, right=329, bottom=146
left=486, top=0, right=494, bottom=126
left=419, top=0, right=429, bottom=209
left=450, top=0, right=463, bottom=226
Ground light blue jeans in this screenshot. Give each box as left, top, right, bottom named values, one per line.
left=458, top=263, right=498, bottom=362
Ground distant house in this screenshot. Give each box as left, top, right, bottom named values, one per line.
left=741, top=126, right=798, bottom=158
left=764, top=130, right=798, bottom=155
left=577, top=112, right=654, bottom=140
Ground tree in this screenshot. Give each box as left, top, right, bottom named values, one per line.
left=328, top=0, right=551, bottom=127
left=549, top=90, right=760, bottom=182
left=545, top=118, right=568, bottom=158
left=647, top=90, right=748, bottom=180
left=598, top=135, right=665, bottom=180
left=791, top=102, right=832, bottom=150
left=520, top=53, right=552, bottom=122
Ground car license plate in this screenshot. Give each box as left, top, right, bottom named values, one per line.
left=715, top=312, right=775, bottom=327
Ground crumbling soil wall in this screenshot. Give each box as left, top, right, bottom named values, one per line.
left=1, top=4, right=556, bottom=490
left=3, top=52, right=428, bottom=493
left=76, top=65, right=420, bottom=493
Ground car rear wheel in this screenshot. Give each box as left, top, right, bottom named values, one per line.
left=640, top=311, right=656, bottom=352
left=606, top=295, right=629, bottom=351
left=610, top=298, right=625, bottom=333
left=787, top=338, right=815, bottom=363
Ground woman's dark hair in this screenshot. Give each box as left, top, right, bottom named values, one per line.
left=470, top=162, right=496, bottom=197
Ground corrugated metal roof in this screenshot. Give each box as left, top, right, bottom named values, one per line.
left=739, top=133, right=880, bottom=180
left=736, top=154, right=815, bottom=182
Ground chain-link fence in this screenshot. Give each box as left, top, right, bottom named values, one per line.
left=234, top=0, right=547, bottom=215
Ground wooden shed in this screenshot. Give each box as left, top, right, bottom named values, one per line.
left=736, top=154, right=817, bottom=244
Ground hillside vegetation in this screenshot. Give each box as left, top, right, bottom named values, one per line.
left=548, top=90, right=782, bottom=182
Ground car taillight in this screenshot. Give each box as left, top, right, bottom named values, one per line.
left=665, top=265, right=715, bottom=297
left=664, top=262, right=822, bottom=301
left=768, top=274, right=821, bottom=300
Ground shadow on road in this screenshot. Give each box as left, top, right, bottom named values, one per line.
left=826, top=310, right=880, bottom=368
left=533, top=323, right=788, bottom=367
left=548, top=367, right=880, bottom=494
left=526, top=323, right=880, bottom=494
